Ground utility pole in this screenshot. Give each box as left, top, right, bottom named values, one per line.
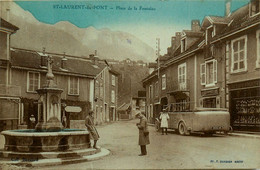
left=156, top=38, right=160, bottom=79
left=156, top=38, right=161, bottom=115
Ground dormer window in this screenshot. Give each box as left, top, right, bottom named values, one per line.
left=250, top=0, right=260, bottom=16
left=212, top=25, right=216, bottom=37
left=206, top=25, right=213, bottom=44
left=61, top=52, right=67, bottom=70
left=181, top=38, right=187, bottom=53
left=38, top=48, right=48, bottom=68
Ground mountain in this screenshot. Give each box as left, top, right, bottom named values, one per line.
left=0, top=1, right=156, bottom=61
left=112, top=63, right=149, bottom=107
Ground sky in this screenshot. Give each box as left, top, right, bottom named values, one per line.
left=15, top=0, right=249, bottom=55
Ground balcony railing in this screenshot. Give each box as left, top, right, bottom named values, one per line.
left=0, top=84, right=21, bottom=97
left=167, top=79, right=190, bottom=93
left=168, top=101, right=192, bottom=112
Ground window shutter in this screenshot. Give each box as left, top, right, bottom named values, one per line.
left=213, top=60, right=217, bottom=83
left=200, top=63, right=206, bottom=85
left=199, top=98, right=203, bottom=108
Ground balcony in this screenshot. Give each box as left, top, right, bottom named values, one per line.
left=0, top=84, right=21, bottom=97
left=167, top=79, right=190, bottom=94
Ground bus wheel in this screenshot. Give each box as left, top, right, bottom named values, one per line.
left=178, top=122, right=186, bottom=136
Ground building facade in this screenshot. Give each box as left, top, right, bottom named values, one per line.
left=94, top=65, right=119, bottom=124
left=0, top=19, right=119, bottom=130
left=0, top=18, right=19, bottom=131
left=209, top=0, right=260, bottom=131
left=143, top=0, right=260, bottom=132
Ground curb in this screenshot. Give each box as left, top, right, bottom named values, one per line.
left=0, top=148, right=110, bottom=167
left=228, top=133, right=260, bottom=139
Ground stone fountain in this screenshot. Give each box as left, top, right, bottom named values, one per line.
left=0, top=56, right=108, bottom=166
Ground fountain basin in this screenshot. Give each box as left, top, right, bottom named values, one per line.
left=1, top=129, right=90, bottom=152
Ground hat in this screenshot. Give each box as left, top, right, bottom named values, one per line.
left=135, top=111, right=141, bottom=117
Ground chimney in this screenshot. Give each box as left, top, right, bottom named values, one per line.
left=171, top=36, right=176, bottom=47
left=61, top=52, right=67, bottom=69
left=89, top=54, right=98, bottom=65
left=41, top=47, right=47, bottom=67
left=175, top=32, right=181, bottom=47
left=191, top=20, right=201, bottom=32
left=225, top=0, right=231, bottom=16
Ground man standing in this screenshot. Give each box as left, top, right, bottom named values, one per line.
left=136, top=112, right=150, bottom=156
left=85, top=111, right=100, bottom=149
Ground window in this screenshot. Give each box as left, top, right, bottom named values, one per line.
left=149, top=85, right=153, bottom=99
left=257, top=30, right=260, bottom=67
left=200, top=97, right=220, bottom=108
left=203, top=98, right=216, bottom=108
left=181, top=38, right=186, bottom=53
left=100, top=82, right=103, bottom=99
left=231, top=35, right=247, bottom=73
left=250, top=0, right=260, bottom=16
left=27, top=71, right=40, bottom=92
left=95, top=80, right=99, bottom=97
left=155, top=81, right=158, bottom=97
left=161, top=74, right=166, bottom=90
left=178, top=63, right=186, bottom=90
left=68, top=76, right=79, bottom=95
left=200, top=59, right=217, bottom=86
left=112, top=75, right=115, bottom=86
left=111, top=90, right=115, bottom=103
left=212, top=25, right=216, bottom=37
left=149, top=104, right=153, bottom=118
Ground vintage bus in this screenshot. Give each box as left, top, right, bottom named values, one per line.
left=155, top=102, right=230, bottom=136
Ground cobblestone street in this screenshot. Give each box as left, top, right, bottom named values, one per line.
left=2, top=119, right=259, bottom=169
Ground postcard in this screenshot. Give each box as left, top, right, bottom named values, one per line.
left=0, top=0, right=260, bottom=169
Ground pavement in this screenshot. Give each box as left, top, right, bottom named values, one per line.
left=0, top=120, right=260, bottom=169
left=148, top=123, right=260, bottom=139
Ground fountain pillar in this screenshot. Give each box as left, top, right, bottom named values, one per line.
left=35, top=56, right=64, bottom=131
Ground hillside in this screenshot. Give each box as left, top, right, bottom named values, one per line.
left=0, top=1, right=156, bottom=61
left=112, top=64, right=149, bottom=107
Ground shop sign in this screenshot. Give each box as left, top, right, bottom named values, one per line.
left=201, top=88, right=219, bottom=97
left=65, top=106, right=82, bottom=113
left=229, top=79, right=260, bottom=90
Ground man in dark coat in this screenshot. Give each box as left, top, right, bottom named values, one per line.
left=85, top=111, right=100, bottom=149
left=136, top=112, right=150, bottom=156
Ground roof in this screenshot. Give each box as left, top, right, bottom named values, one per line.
left=10, top=48, right=106, bottom=77
left=142, top=69, right=158, bottom=85
left=166, top=36, right=204, bottom=66
left=211, top=3, right=260, bottom=41
left=209, top=16, right=230, bottom=24
left=148, top=62, right=157, bottom=68
left=183, top=30, right=204, bottom=37
left=0, top=18, right=19, bottom=32
left=109, top=68, right=120, bottom=76
left=143, top=34, right=204, bottom=85
left=117, top=103, right=131, bottom=111
left=202, top=16, right=230, bottom=28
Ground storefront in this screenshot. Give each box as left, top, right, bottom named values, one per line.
left=200, top=87, right=221, bottom=108
left=229, top=79, right=260, bottom=131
